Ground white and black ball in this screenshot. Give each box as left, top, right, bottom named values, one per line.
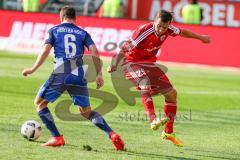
left=21, top=120, right=42, bottom=141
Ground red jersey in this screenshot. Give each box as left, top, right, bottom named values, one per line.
left=123, top=23, right=181, bottom=63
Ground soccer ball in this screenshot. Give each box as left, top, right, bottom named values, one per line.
left=21, top=120, right=42, bottom=141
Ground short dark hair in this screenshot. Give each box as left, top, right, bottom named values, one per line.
left=191, top=0, right=198, bottom=4
left=60, top=6, right=76, bottom=20
left=155, top=10, right=173, bottom=23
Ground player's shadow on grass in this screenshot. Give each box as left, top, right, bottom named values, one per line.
left=194, top=154, right=239, bottom=160
left=50, top=141, right=197, bottom=160
left=101, top=148, right=200, bottom=160
left=34, top=140, right=79, bottom=148
left=185, top=147, right=240, bottom=160
left=120, top=150, right=199, bottom=160
left=33, top=140, right=46, bottom=144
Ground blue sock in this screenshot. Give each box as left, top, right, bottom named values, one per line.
left=88, top=111, right=113, bottom=136
left=38, top=107, right=60, bottom=137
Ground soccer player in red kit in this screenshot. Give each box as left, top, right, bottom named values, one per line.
left=108, top=10, right=210, bottom=147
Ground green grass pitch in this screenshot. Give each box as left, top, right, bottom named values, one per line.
left=0, top=51, right=240, bottom=160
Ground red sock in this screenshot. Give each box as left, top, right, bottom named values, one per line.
left=164, top=101, right=177, bottom=133
left=141, top=93, right=156, bottom=122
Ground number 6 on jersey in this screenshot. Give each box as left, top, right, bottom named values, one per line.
left=64, top=34, right=76, bottom=58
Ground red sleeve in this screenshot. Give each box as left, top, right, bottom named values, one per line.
left=121, top=23, right=154, bottom=52
left=130, top=23, right=154, bottom=46
left=168, top=25, right=181, bottom=37
left=131, top=24, right=147, bottom=40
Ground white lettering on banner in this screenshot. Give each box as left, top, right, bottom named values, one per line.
left=44, top=24, right=55, bottom=40
left=85, top=27, right=132, bottom=53
left=148, top=1, right=240, bottom=27
left=32, top=23, right=47, bottom=40
left=101, top=28, right=118, bottom=52
left=10, top=21, right=55, bottom=40
left=149, top=1, right=160, bottom=20
left=10, top=21, right=33, bottom=39
left=116, top=29, right=132, bottom=52
left=227, top=5, right=239, bottom=27
left=8, top=21, right=133, bottom=54
left=200, top=3, right=211, bottom=25
left=212, top=4, right=226, bottom=26
left=118, top=29, right=132, bottom=43
left=173, top=1, right=186, bottom=23
left=149, top=1, right=172, bottom=20
left=85, top=27, right=103, bottom=50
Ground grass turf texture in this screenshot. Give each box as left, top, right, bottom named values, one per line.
left=0, top=51, right=240, bottom=160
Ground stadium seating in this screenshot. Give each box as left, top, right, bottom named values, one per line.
left=1, top=0, right=103, bottom=15
left=2, top=0, right=22, bottom=10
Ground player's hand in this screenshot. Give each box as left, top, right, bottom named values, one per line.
left=122, top=40, right=134, bottom=52
left=96, top=74, right=104, bottom=89
left=201, top=35, right=210, bottom=44
left=22, top=68, right=34, bottom=77
left=107, top=65, right=117, bottom=73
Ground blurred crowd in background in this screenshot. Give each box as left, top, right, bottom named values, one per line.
left=0, top=0, right=125, bottom=17
left=0, top=0, right=240, bottom=25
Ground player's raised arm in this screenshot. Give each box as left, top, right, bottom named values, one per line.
left=107, top=50, right=125, bottom=73
left=22, top=44, right=52, bottom=76
left=180, top=29, right=210, bottom=44
left=89, top=44, right=104, bottom=89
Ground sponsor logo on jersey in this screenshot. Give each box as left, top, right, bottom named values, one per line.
left=160, top=35, right=166, bottom=41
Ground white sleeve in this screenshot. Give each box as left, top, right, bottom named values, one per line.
left=168, top=25, right=181, bottom=36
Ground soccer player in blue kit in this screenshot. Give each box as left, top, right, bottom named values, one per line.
left=22, top=6, right=124, bottom=150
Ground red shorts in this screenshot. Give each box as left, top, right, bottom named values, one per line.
left=122, top=62, right=173, bottom=95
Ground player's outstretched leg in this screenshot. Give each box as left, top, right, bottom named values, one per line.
left=162, top=89, right=183, bottom=147
left=79, top=107, right=124, bottom=151
left=35, top=97, right=65, bottom=147
left=141, top=92, right=156, bottom=122
left=141, top=92, right=169, bottom=130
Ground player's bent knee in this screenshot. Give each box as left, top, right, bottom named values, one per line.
left=34, top=98, right=40, bottom=108
left=171, top=89, right=177, bottom=98
left=34, top=97, right=48, bottom=111
left=164, top=88, right=177, bottom=102
left=79, top=106, right=92, bottom=118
